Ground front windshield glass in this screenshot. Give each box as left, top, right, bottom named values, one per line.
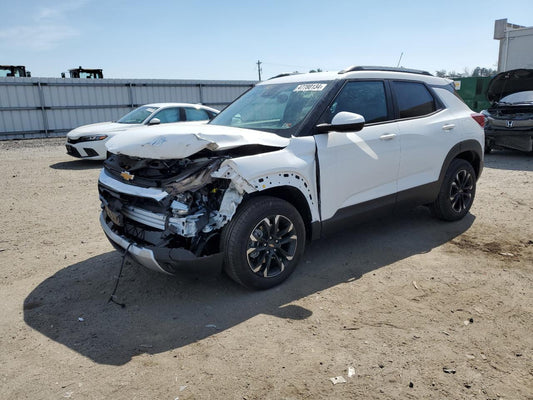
left=117, top=106, right=159, bottom=124
left=210, top=82, right=330, bottom=136
left=500, top=91, right=533, bottom=104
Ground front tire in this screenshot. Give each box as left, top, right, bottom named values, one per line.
left=431, top=159, right=476, bottom=221
left=222, top=196, right=306, bottom=290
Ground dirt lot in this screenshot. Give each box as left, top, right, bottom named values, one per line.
left=0, top=138, right=531, bottom=399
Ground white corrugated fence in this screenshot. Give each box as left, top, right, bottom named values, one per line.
left=0, top=77, right=255, bottom=140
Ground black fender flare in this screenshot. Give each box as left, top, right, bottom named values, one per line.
left=437, top=140, right=483, bottom=186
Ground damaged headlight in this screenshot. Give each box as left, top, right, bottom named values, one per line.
left=159, top=157, right=243, bottom=238
left=164, top=158, right=224, bottom=196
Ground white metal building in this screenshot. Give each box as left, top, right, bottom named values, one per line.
left=494, top=18, right=533, bottom=72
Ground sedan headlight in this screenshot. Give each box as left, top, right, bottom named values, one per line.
left=82, top=135, right=108, bottom=142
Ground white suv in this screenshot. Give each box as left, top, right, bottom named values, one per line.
left=98, top=66, right=485, bottom=289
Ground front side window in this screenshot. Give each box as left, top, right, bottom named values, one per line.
left=321, top=80, right=389, bottom=124
left=117, top=106, right=159, bottom=124
left=152, top=107, right=181, bottom=123
left=393, top=81, right=436, bottom=118
left=184, top=107, right=210, bottom=121
left=210, top=82, right=330, bottom=137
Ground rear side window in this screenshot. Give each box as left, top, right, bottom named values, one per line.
left=393, top=81, right=436, bottom=118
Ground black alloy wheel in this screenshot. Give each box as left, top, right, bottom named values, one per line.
left=431, top=159, right=476, bottom=221
left=449, top=168, right=474, bottom=213
left=246, top=215, right=298, bottom=278
left=222, top=196, right=305, bottom=290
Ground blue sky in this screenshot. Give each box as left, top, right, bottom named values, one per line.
left=1, top=0, right=532, bottom=81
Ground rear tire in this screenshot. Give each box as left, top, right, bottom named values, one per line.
left=222, top=196, right=305, bottom=290
left=431, top=159, right=476, bottom=221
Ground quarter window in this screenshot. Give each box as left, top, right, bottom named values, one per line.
left=393, top=82, right=436, bottom=118
left=324, top=81, right=389, bottom=124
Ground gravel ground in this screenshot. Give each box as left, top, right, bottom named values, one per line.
left=0, top=139, right=531, bottom=399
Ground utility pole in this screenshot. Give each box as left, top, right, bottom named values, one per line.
left=256, top=60, right=262, bottom=81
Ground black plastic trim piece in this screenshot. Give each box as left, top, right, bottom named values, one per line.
left=437, top=140, right=484, bottom=184
left=310, top=221, right=321, bottom=241
left=320, top=194, right=396, bottom=238
left=316, top=121, right=364, bottom=133
left=395, top=182, right=440, bottom=211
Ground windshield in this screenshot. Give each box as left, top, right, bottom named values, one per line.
left=117, top=106, right=159, bottom=124
left=210, top=82, right=330, bottom=136
left=499, top=91, right=533, bottom=104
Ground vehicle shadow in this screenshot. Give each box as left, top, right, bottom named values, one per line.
left=24, top=207, right=474, bottom=366
left=485, top=150, right=533, bottom=172
left=50, top=160, right=103, bottom=170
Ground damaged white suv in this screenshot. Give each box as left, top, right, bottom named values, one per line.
left=98, top=66, right=485, bottom=289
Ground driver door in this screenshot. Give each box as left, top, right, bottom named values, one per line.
left=314, top=80, right=401, bottom=221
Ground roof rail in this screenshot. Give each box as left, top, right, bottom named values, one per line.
left=339, top=66, right=432, bottom=76
left=268, top=72, right=301, bottom=80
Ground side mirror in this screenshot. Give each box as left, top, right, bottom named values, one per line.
left=316, top=112, right=365, bottom=133
left=148, top=118, right=161, bottom=126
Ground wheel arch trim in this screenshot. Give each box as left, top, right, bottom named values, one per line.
left=243, top=186, right=318, bottom=241
left=438, top=140, right=483, bottom=185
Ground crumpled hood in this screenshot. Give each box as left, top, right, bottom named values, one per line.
left=487, top=69, right=533, bottom=103
left=67, top=121, right=131, bottom=139
left=105, top=123, right=290, bottom=159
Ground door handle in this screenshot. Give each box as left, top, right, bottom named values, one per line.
left=442, top=124, right=455, bottom=131
left=379, top=133, right=396, bottom=140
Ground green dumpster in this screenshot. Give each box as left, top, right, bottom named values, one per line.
left=453, top=76, right=492, bottom=112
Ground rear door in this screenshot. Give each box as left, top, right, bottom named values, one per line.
left=392, top=81, right=457, bottom=192
left=314, top=80, right=400, bottom=221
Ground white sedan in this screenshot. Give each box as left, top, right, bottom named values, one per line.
left=65, top=103, right=219, bottom=160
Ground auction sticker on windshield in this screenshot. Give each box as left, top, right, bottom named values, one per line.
left=293, top=83, right=327, bottom=92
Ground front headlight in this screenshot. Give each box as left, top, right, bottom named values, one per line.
left=82, top=135, right=108, bottom=142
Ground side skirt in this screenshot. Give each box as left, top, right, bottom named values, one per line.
left=318, top=182, right=440, bottom=239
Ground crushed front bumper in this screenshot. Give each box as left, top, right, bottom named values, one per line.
left=100, top=211, right=224, bottom=275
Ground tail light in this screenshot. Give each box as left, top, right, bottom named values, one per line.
left=471, top=113, right=485, bottom=128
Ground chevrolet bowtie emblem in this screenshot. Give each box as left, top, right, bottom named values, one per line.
left=120, top=171, right=134, bottom=181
